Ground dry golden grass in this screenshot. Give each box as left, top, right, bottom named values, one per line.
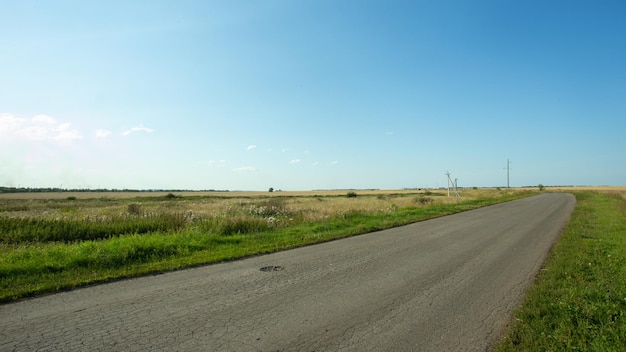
left=0, top=188, right=530, bottom=223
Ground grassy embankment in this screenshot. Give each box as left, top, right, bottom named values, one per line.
left=496, top=191, right=626, bottom=351
left=0, top=189, right=530, bottom=302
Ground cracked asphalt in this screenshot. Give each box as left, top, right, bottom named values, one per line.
left=0, top=193, right=576, bottom=351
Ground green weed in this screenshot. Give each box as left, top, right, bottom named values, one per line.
left=496, top=192, right=626, bottom=351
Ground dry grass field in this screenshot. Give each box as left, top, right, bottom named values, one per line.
left=0, top=188, right=513, bottom=224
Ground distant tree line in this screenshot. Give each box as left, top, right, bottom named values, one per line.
left=0, top=187, right=230, bottom=194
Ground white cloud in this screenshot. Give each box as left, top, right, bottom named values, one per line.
left=330, top=160, right=339, bottom=165
left=247, top=145, right=257, bottom=150
left=32, top=114, right=56, bottom=124
left=53, top=122, right=82, bottom=141
left=95, top=129, right=112, bottom=138
left=290, top=159, right=301, bottom=164
left=0, top=113, right=27, bottom=133
left=233, top=166, right=257, bottom=172
left=54, top=125, right=82, bottom=141
left=122, top=125, right=154, bottom=136
left=0, top=113, right=81, bottom=141
left=17, top=125, right=48, bottom=140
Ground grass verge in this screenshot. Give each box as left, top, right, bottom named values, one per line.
left=0, top=192, right=530, bottom=303
left=496, top=191, right=626, bottom=351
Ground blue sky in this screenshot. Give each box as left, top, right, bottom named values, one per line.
left=1, top=0, right=625, bottom=190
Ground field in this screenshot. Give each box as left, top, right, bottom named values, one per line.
left=1, top=188, right=529, bottom=302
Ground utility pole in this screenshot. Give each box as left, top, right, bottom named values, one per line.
left=446, top=171, right=460, bottom=198
left=506, top=159, right=511, bottom=189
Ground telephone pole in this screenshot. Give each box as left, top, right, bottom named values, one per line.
left=446, top=171, right=460, bottom=198
left=506, top=159, right=511, bottom=189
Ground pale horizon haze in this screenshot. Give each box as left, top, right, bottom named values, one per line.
left=1, top=1, right=625, bottom=191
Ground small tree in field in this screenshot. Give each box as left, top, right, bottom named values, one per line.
left=268, top=187, right=274, bottom=193
left=538, top=184, right=545, bottom=191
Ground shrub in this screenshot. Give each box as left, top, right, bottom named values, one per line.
left=127, top=203, right=142, bottom=216
left=416, top=196, right=434, bottom=206
left=346, top=191, right=358, bottom=198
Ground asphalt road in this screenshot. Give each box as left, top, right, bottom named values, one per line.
left=0, top=193, right=576, bottom=352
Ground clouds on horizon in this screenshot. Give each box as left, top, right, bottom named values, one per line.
left=0, top=113, right=82, bottom=142
left=1, top=113, right=157, bottom=142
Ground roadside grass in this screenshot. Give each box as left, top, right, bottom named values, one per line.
left=0, top=190, right=531, bottom=302
left=496, top=191, right=626, bottom=351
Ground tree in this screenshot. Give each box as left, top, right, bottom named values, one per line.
left=268, top=187, right=274, bottom=192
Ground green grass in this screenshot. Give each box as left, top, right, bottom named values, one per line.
left=0, top=191, right=531, bottom=302
left=496, top=191, right=626, bottom=351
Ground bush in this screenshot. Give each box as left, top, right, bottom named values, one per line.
left=416, top=196, right=434, bottom=206
left=127, top=203, right=142, bottom=216
left=346, top=191, right=358, bottom=198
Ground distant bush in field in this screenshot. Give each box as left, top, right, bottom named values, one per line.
left=127, top=203, right=142, bottom=216
left=346, top=191, right=358, bottom=198
left=415, top=196, right=434, bottom=206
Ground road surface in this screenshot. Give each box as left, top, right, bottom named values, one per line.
left=0, top=193, right=576, bottom=351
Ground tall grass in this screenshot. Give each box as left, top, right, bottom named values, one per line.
left=0, top=213, right=187, bottom=243
left=496, top=191, right=626, bottom=351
